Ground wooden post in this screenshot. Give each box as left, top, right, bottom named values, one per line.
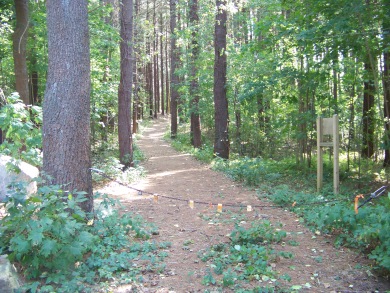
left=333, top=115, right=339, bottom=194
left=317, top=117, right=323, bottom=192
left=317, top=114, right=339, bottom=194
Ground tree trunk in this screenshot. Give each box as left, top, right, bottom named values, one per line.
left=160, top=12, right=165, bottom=116
left=213, top=0, right=229, bottom=159
left=170, top=0, right=179, bottom=137
left=165, top=26, right=170, bottom=114
left=12, top=0, right=29, bottom=105
left=383, top=0, right=390, bottom=166
left=0, top=88, right=5, bottom=143
left=43, top=0, right=93, bottom=213
left=153, top=0, right=159, bottom=118
left=362, top=58, right=375, bottom=158
left=190, top=0, right=201, bottom=148
left=118, top=0, right=134, bottom=169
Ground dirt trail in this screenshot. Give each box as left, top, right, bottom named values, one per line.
left=98, top=117, right=390, bottom=292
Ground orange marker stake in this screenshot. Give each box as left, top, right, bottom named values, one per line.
left=189, top=200, right=194, bottom=209
left=217, top=203, right=223, bottom=213
left=153, top=194, right=159, bottom=203
left=354, top=194, right=364, bottom=214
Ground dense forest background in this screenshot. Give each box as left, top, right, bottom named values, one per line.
left=0, top=1, right=390, bottom=289
left=1, top=0, right=389, bottom=171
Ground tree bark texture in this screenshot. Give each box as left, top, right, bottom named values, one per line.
left=165, top=26, right=170, bottom=114
left=13, top=0, right=29, bottom=105
left=213, top=0, right=229, bottom=159
left=382, top=0, right=390, bottom=166
left=190, top=0, right=201, bottom=148
left=170, top=0, right=179, bottom=138
left=118, top=0, right=134, bottom=168
left=43, top=0, right=93, bottom=212
left=160, top=12, right=165, bottom=115
left=362, top=59, right=375, bottom=158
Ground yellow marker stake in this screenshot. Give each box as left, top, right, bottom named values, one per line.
left=189, top=200, right=194, bottom=209
left=153, top=194, right=158, bottom=203
left=217, top=203, right=223, bottom=213
left=247, top=205, right=252, bottom=212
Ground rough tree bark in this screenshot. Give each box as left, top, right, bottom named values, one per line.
left=170, top=0, right=179, bottom=138
left=12, top=0, right=29, bottom=105
left=383, top=0, right=390, bottom=166
left=160, top=12, right=165, bottom=116
left=213, top=0, right=229, bottom=159
left=43, top=0, right=93, bottom=212
left=190, top=0, right=201, bottom=148
left=118, top=0, right=134, bottom=169
left=362, top=58, right=375, bottom=158
left=165, top=26, right=170, bottom=114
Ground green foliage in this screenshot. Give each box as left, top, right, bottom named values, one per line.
left=0, top=184, right=168, bottom=292
left=199, top=220, right=291, bottom=289
left=0, top=93, right=42, bottom=166
left=212, top=156, right=303, bottom=188
left=167, top=126, right=214, bottom=163
left=0, top=183, right=93, bottom=279
left=92, top=142, right=146, bottom=184
left=303, top=199, right=390, bottom=271
left=173, top=107, right=390, bottom=274
left=248, top=165, right=390, bottom=272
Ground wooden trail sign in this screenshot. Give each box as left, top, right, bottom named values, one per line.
left=317, top=114, right=339, bottom=194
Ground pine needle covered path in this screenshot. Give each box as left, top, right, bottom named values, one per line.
left=97, top=117, right=390, bottom=292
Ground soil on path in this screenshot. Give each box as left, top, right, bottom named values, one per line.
left=97, top=117, right=390, bottom=293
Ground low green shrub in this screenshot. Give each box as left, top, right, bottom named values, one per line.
left=167, top=128, right=214, bottom=163
left=0, top=183, right=168, bottom=292
left=303, top=198, right=390, bottom=271
left=0, top=184, right=95, bottom=279
left=0, top=92, right=42, bottom=166
left=91, top=143, right=146, bottom=185
left=212, top=155, right=390, bottom=273
left=199, top=220, right=292, bottom=290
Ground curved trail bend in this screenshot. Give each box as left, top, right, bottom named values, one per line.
left=98, top=117, right=389, bottom=292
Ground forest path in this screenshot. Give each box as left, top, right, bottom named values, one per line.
left=98, top=117, right=389, bottom=292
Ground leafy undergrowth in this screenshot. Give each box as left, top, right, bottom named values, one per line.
left=198, top=218, right=294, bottom=292
left=92, top=138, right=147, bottom=186
left=212, top=157, right=390, bottom=275
left=168, top=129, right=390, bottom=275
left=0, top=183, right=169, bottom=292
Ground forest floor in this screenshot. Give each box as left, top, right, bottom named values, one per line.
left=96, top=117, right=390, bottom=293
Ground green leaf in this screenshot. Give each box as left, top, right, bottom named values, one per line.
left=28, top=228, right=43, bottom=246
left=40, top=239, right=57, bottom=257
left=78, top=231, right=94, bottom=246
left=10, top=235, right=30, bottom=254
left=68, top=241, right=84, bottom=257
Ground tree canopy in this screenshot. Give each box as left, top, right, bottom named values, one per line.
left=0, top=0, right=389, bottom=181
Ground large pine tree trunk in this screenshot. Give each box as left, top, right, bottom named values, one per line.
left=383, top=0, right=390, bottom=166
left=362, top=58, right=375, bottom=158
left=43, top=0, right=93, bottom=212
left=13, top=0, right=29, bottom=105
left=170, top=0, right=179, bottom=137
left=153, top=0, right=159, bottom=118
left=165, top=26, right=170, bottom=114
left=213, top=0, right=229, bottom=159
left=118, top=0, right=134, bottom=169
left=190, top=0, right=201, bottom=148
left=160, top=12, right=165, bottom=116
